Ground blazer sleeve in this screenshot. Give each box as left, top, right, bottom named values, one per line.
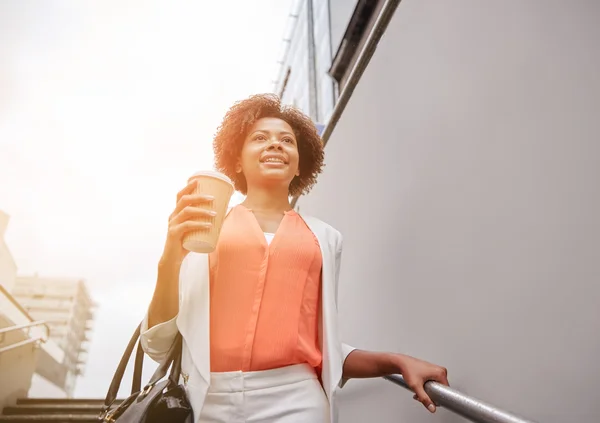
left=140, top=314, right=178, bottom=363
left=335, top=230, right=357, bottom=388
left=140, top=255, right=189, bottom=363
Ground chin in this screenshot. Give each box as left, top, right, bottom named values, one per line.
left=258, top=173, right=295, bottom=186
left=259, top=167, right=293, bottom=178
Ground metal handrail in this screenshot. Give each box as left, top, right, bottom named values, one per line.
left=385, top=374, right=538, bottom=423
left=291, top=0, right=402, bottom=208
left=0, top=320, right=49, bottom=338
left=0, top=336, right=46, bottom=355
left=0, top=320, right=50, bottom=357
left=0, top=282, right=37, bottom=322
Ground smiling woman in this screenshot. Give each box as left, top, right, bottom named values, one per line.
left=212, top=94, right=324, bottom=196
left=141, top=93, right=449, bottom=423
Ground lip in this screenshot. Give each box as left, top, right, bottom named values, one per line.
left=259, top=153, right=288, bottom=164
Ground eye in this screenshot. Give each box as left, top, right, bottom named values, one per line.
left=253, top=134, right=267, bottom=141
left=282, top=137, right=294, bottom=143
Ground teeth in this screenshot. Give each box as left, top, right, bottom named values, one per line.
left=264, top=158, right=284, bottom=163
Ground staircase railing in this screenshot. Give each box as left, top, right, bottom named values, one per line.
left=385, top=374, right=538, bottom=423
left=0, top=283, right=35, bottom=324
left=0, top=320, right=50, bottom=355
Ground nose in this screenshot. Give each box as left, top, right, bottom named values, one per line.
left=266, top=138, right=283, bottom=151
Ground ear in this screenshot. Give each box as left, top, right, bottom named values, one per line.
left=235, top=159, right=242, bottom=174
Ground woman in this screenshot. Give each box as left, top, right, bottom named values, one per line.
left=141, top=94, right=449, bottom=423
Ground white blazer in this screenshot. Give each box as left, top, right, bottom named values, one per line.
left=140, top=213, right=355, bottom=423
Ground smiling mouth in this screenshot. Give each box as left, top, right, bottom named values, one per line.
left=260, top=156, right=288, bottom=165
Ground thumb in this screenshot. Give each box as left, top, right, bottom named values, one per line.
left=414, top=385, right=436, bottom=413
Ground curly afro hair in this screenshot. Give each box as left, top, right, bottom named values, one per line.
left=213, top=94, right=324, bottom=197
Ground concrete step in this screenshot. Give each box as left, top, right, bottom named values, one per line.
left=1, top=399, right=124, bottom=423
left=15, top=399, right=119, bottom=406
left=2, top=404, right=101, bottom=416
left=0, top=415, right=98, bottom=422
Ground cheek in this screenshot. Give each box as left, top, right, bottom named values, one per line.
left=288, top=145, right=300, bottom=162
left=240, top=145, right=260, bottom=167
left=290, top=151, right=300, bottom=169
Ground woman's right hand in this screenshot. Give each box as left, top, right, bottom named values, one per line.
left=160, top=179, right=216, bottom=265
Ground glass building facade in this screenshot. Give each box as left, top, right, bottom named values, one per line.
left=273, top=0, right=336, bottom=124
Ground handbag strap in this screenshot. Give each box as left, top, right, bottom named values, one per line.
left=168, top=333, right=183, bottom=385
left=103, top=323, right=141, bottom=408
left=131, top=340, right=145, bottom=394
left=147, top=332, right=183, bottom=386
left=102, top=322, right=183, bottom=409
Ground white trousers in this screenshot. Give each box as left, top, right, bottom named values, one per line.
left=198, top=364, right=330, bottom=423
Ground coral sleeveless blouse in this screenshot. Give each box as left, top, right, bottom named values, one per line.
left=208, top=205, right=323, bottom=372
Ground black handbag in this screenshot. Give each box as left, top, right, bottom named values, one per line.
left=98, top=323, right=193, bottom=423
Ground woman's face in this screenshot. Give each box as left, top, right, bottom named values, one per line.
left=238, top=117, right=300, bottom=191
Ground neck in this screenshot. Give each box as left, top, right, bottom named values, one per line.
left=242, top=184, right=291, bottom=213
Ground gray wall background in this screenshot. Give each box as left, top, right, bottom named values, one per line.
left=299, top=1, right=600, bottom=422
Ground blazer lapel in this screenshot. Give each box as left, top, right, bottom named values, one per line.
left=300, top=214, right=343, bottom=400
left=177, top=252, right=211, bottom=386
left=177, top=206, right=235, bottom=387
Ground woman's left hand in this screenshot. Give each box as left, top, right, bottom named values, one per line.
left=394, top=354, right=449, bottom=413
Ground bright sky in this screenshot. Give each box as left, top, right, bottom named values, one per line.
left=0, top=0, right=292, bottom=397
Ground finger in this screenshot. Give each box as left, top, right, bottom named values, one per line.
left=176, top=180, right=199, bottom=203
left=168, top=220, right=212, bottom=239
left=437, top=368, right=450, bottom=386
left=173, top=194, right=214, bottom=216
left=430, top=367, right=450, bottom=386
left=178, top=220, right=212, bottom=234
left=170, top=206, right=216, bottom=225
left=413, top=385, right=436, bottom=413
